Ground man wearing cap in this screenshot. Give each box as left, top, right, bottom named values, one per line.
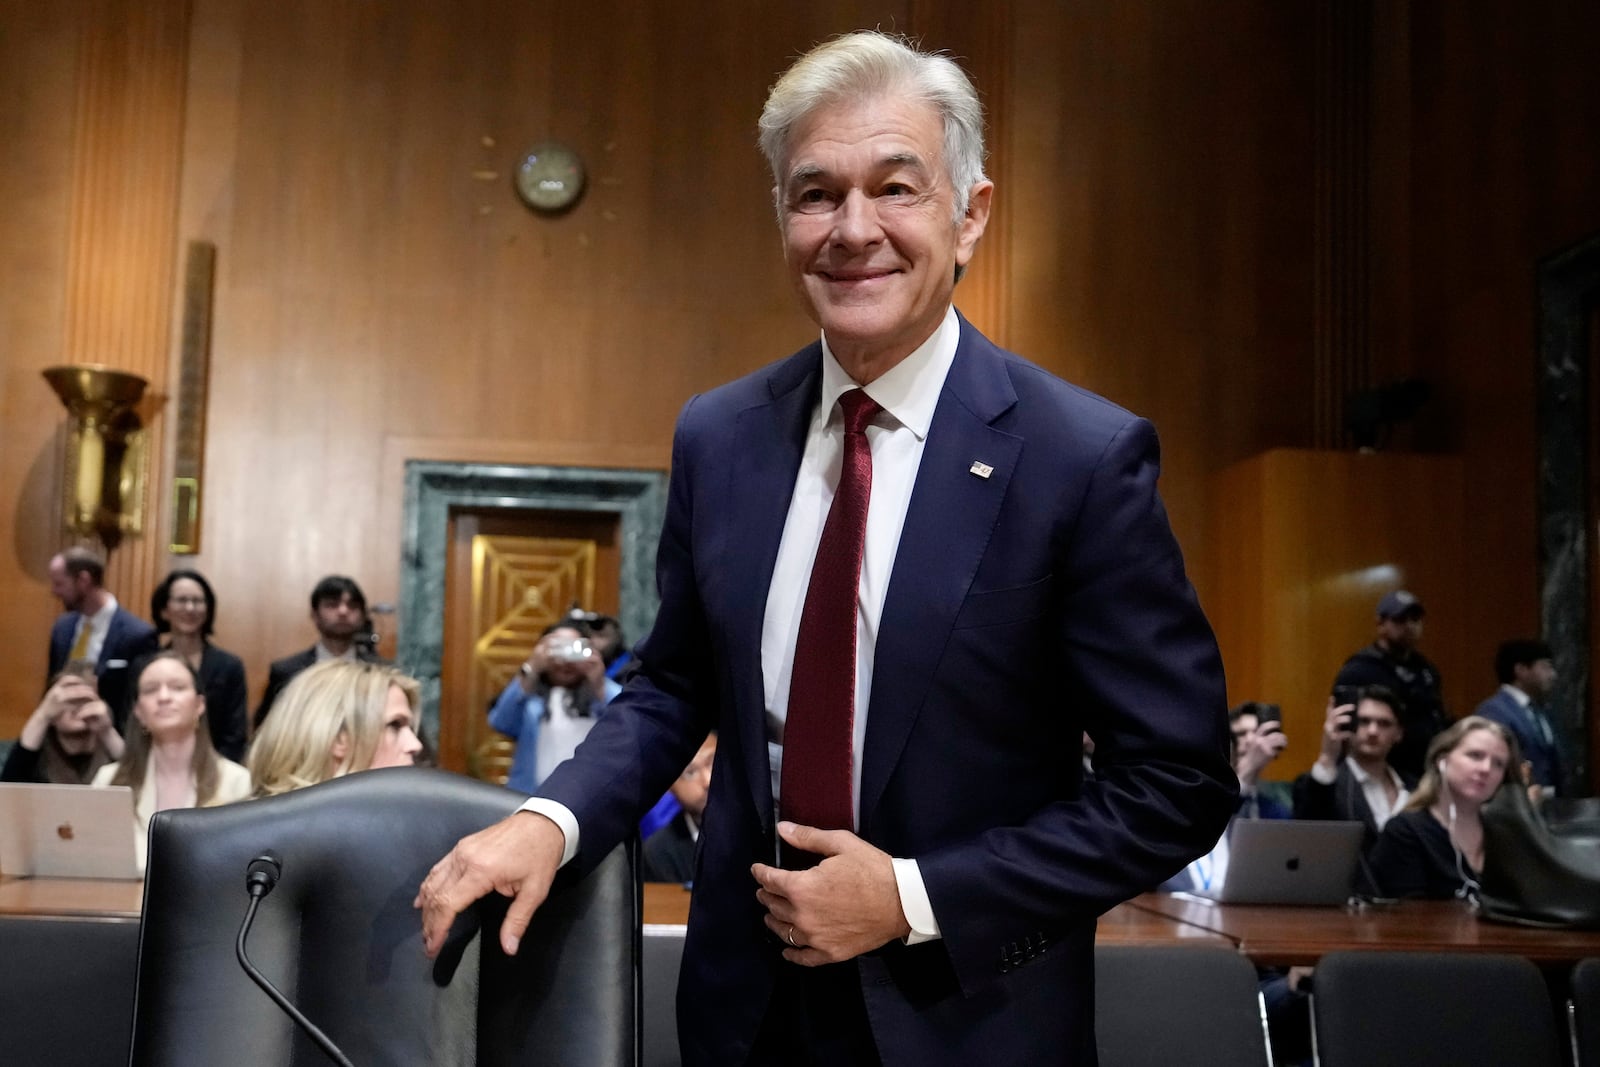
left=1331, top=590, right=1448, bottom=779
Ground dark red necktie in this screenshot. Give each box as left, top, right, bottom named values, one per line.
left=781, top=388, right=881, bottom=848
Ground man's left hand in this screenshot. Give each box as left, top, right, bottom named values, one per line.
left=751, top=821, right=911, bottom=966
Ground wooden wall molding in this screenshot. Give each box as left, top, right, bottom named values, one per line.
left=60, top=0, right=191, bottom=604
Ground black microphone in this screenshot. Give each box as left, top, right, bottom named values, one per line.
left=235, top=852, right=356, bottom=1067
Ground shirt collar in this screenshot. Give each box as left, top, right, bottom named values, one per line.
left=816, top=305, right=960, bottom=441
left=87, top=596, right=118, bottom=630
left=1500, top=683, right=1532, bottom=709
left=1347, top=758, right=1405, bottom=793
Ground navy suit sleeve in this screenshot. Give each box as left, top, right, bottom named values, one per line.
left=536, top=396, right=719, bottom=863
left=917, top=417, right=1236, bottom=993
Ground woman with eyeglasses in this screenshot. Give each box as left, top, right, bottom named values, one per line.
left=1365, top=716, right=1524, bottom=900
left=150, top=569, right=249, bottom=761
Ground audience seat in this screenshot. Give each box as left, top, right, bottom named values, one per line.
left=1095, top=946, right=1270, bottom=1067
left=1311, top=950, right=1560, bottom=1067
left=129, top=767, right=639, bottom=1066
left=1573, top=957, right=1600, bottom=1067
left=0, top=915, right=139, bottom=1067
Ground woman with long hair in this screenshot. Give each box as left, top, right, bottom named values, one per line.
left=247, top=659, right=423, bottom=797
left=150, top=569, right=249, bottom=761
left=1365, top=715, right=1523, bottom=900
left=92, top=650, right=252, bottom=871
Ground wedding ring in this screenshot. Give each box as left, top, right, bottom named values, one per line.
left=786, top=925, right=799, bottom=947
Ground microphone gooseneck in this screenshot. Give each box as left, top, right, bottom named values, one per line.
left=235, top=855, right=355, bottom=1067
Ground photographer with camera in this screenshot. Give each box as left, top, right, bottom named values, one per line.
left=488, top=617, right=620, bottom=793
left=1293, top=685, right=1414, bottom=854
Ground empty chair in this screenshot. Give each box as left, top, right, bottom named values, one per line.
left=1312, top=950, right=1560, bottom=1067
left=1095, top=946, right=1270, bottom=1067
left=1574, top=957, right=1600, bottom=1067
left=129, top=766, right=639, bottom=1066
left=0, top=916, right=140, bottom=1067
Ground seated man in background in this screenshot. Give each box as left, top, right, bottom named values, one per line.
left=254, top=575, right=380, bottom=729
left=1473, top=638, right=1562, bottom=796
left=46, top=546, right=159, bottom=731
left=643, top=732, right=717, bottom=883
left=488, top=618, right=620, bottom=794
left=1293, top=685, right=1413, bottom=852
left=1, top=664, right=123, bottom=784
left=1232, top=701, right=1291, bottom=820
left=1163, top=703, right=1289, bottom=893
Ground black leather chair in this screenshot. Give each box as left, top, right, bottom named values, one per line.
left=1573, top=957, right=1600, bottom=1067
left=1311, top=950, right=1560, bottom=1067
left=1094, top=946, right=1270, bottom=1067
left=0, top=915, right=140, bottom=1067
left=129, top=767, right=640, bottom=1066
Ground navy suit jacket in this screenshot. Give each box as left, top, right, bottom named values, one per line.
left=1474, top=688, right=1562, bottom=790
left=48, top=607, right=159, bottom=731
left=537, top=316, right=1236, bottom=1064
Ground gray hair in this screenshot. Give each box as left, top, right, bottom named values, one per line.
left=758, top=31, right=987, bottom=223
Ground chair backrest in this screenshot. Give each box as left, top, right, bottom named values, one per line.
left=129, top=767, right=639, bottom=1066
left=1312, top=950, right=1560, bottom=1067
left=1094, top=946, right=1270, bottom=1067
left=0, top=915, right=140, bottom=1067
left=1573, top=957, right=1600, bottom=1067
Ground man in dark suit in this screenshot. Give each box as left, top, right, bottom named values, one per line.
left=47, top=546, right=159, bottom=731
left=1293, top=685, right=1415, bottom=852
left=253, top=575, right=379, bottom=728
left=418, top=31, right=1234, bottom=1065
left=1474, top=639, right=1563, bottom=795
left=642, top=732, right=717, bottom=883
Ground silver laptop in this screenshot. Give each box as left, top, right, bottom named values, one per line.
left=0, top=782, right=140, bottom=880
left=1208, top=819, right=1365, bottom=906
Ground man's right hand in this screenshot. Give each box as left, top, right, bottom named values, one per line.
left=1317, top=698, right=1355, bottom=769
left=414, top=810, right=566, bottom=958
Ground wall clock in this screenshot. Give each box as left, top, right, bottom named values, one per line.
left=514, top=142, right=585, bottom=214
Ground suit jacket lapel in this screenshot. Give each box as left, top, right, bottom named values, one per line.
left=727, top=348, right=819, bottom=828
left=859, top=318, right=1021, bottom=828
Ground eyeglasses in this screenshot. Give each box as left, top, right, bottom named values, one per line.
left=168, top=596, right=207, bottom=608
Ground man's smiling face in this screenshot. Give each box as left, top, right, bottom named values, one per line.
left=777, top=93, right=989, bottom=383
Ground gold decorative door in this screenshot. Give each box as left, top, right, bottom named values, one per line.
left=441, top=509, right=620, bottom=779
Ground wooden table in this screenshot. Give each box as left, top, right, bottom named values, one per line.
left=0, top=875, right=143, bottom=919
left=1130, top=892, right=1600, bottom=967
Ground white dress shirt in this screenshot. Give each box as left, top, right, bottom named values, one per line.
left=524, top=307, right=962, bottom=944
left=71, top=595, right=120, bottom=665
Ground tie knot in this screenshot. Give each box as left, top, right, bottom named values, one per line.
left=837, top=389, right=881, bottom=434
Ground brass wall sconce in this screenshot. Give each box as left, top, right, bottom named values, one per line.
left=42, top=364, right=150, bottom=548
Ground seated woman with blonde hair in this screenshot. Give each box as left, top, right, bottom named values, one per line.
left=1365, top=714, right=1524, bottom=901
left=92, top=650, right=252, bottom=871
left=248, top=659, right=423, bottom=797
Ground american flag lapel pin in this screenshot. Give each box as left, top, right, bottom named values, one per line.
left=969, top=461, right=994, bottom=479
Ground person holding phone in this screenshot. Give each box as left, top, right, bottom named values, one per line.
left=1231, top=701, right=1291, bottom=819
left=1292, top=685, right=1415, bottom=852
left=487, top=618, right=620, bottom=793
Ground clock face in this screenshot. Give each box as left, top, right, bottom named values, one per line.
left=515, top=142, right=585, bottom=213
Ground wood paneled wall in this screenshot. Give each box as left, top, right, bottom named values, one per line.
left=3, top=1, right=1596, bottom=761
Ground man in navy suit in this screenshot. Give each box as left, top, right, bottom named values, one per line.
left=419, top=31, right=1234, bottom=1065
left=1474, top=639, right=1563, bottom=794
left=47, top=546, right=158, bottom=732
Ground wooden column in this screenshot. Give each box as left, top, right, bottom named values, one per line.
left=59, top=0, right=192, bottom=605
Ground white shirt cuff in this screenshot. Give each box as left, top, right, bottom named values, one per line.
left=891, top=857, right=942, bottom=944
left=517, top=797, right=580, bottom=867
left=1310, top=759, right=1339, bottom=785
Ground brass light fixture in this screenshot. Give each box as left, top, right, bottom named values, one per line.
left=42, top=364, right=150, bottom=548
